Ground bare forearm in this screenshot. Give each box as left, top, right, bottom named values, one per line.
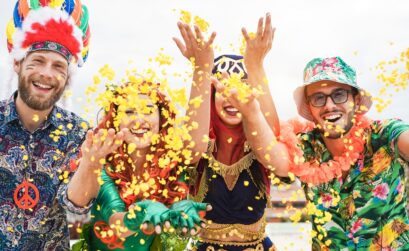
left=242, top=106, right=289, bottom=177
left=186, top=68, right=212, bottom=163
left=246, top=65, right=280, bottom=135
left=67, top=161, right=101, bottom=207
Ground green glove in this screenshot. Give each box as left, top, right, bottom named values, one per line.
left=169, top=200, right=208, bottom=229
left=123, top=200, right=170, bottom=232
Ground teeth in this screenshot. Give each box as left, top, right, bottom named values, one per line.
left=33, top=82, right=52, bottom=89
left=323, top=114, right=341, bottom=120
left=225, top=107, right=238, bottom=113
left=131, top=128, right=149, bottom=134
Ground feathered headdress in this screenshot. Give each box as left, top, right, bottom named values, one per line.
left=6, top=0, right=90, bottom=67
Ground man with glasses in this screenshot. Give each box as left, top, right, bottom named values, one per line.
left=216, top=56, right=409, bottom=250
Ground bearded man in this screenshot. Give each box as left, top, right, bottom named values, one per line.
left=0, top=3, right=107, bottom=250
left=217, top=56, right=409, bottom=250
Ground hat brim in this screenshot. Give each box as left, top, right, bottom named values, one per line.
left=293, top=81, right=373, bottom=121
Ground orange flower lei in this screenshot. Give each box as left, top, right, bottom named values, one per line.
left=279, top=116, right=372, bottom=186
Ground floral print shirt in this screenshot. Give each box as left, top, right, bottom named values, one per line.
left=0, top=94, right=92, bottom=251
left=298, top=119, right=409, bottom=250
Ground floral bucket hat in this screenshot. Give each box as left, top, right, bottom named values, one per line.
left=293, top=56, right=372, bottom=121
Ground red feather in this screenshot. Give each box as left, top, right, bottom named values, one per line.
left=23, top=19, right=80, bottom=58
left=39, top=0, right=50, bottom=7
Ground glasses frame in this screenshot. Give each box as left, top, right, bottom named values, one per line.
left=307, top=88, right=353, bottom=107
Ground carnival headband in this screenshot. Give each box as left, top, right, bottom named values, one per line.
left=7, top=1, right=90, bottom=67
left=212, top=54, right=248, bottom=79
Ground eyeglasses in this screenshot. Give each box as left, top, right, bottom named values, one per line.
left=307, top=88, right=352, bottom=107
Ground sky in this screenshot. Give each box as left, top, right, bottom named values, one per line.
left=1, top=0, right=408, bottom=123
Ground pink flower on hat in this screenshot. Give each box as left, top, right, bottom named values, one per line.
left=314, top=57, right=341, bottom=75
left=312, top=65, right=323, bottom=76
left=323, top=57, right=339, bottom=66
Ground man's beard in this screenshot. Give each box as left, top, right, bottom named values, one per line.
left=18, top=75, right=66, bottom=111
left=316, top=110, right=356, bottom=139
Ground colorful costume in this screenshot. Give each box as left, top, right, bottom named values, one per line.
left=189, top=55, right=277, bottom=251
left=285, top=57, right=409, bottom=250
left=88, top=170, right=157, bottom=251
left=1, top=1, right=90, bottom=250
left=75, top=82, right=195, bottom=251
left=0, top=95, right=89, bottom=250
left=299, top=119, right=409, bottom=250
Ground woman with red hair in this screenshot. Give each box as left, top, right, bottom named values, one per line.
left=75, top=81, right=208, bottom=250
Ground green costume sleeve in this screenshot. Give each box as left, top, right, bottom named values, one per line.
left=98, top=169, right=126, bottom=223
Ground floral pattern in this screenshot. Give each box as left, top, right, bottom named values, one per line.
left=303, top=56, right=357, bottom=87
left=0, top=94, right=91, bottom=250
left=298, top=119, right=409, bottom=250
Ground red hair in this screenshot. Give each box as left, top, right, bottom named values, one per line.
left=97, top=82, right=188, bottom=208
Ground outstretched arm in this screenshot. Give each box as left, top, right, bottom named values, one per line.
left=67, top=128, right=125, bottom=206
left=173, top=22, right=216, bottom=164
left=242, top=13, right=280, bottom=135
left=213, top=80, right=289, bottom=177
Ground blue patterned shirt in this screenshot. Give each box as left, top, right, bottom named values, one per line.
left=0, top=93, right=92, bottom=250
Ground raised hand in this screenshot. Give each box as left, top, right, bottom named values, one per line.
left=241, top=13, right=280, bottom=135
left=80, top=128, right=125, bottom=170
left=175, top=22, right=217, bottom=164
left=212, top=77, right=260, bottom=118
left=173, top=22, right=216, bottom=70
left=242, top=12, right=275, bottom=71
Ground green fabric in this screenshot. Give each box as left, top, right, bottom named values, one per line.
left=298, top=119, right=409, bottom=250
left=88, top=169, right=155, bottom=251
left=85, top=169, right=194, bottom=250
left=98, top=169, right=126, bottom=223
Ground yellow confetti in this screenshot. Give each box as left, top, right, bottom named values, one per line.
left=127, top=143, right=136, bottom=154
left=373, top=47, right=409, bottom=112
left=154, top=50, right=173, bottom=66
left=179, top=10, right=192, bottom=24
left=81, top=122, right=88, bottom=130
left=194, top=15, right=209, bottom=32
left=32, top=114, right=39, bottom=122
